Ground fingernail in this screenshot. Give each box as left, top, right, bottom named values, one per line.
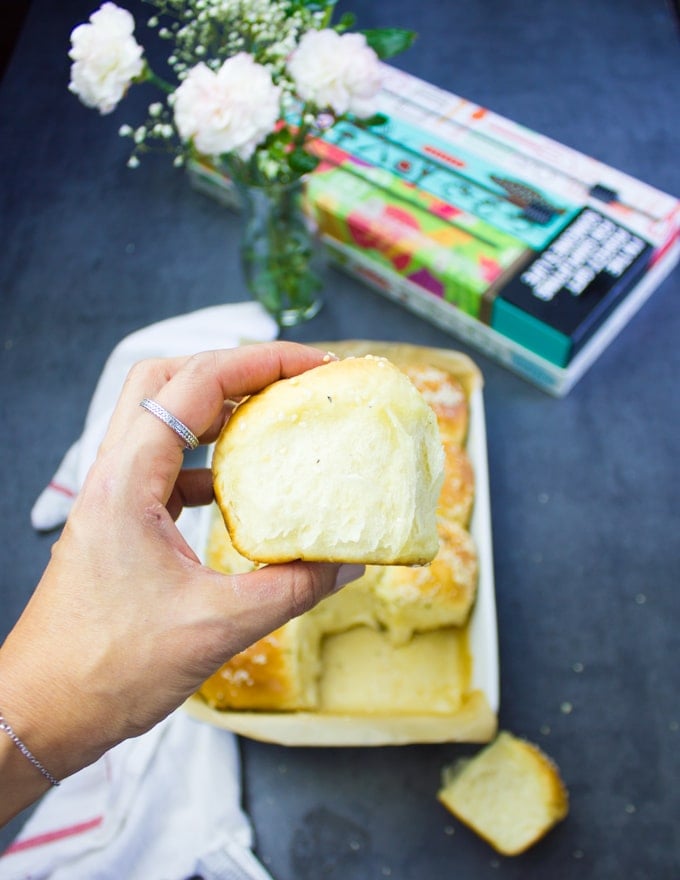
left=333, top=563, right=366, bottom=592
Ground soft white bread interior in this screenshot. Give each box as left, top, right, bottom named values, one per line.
left=212, top=355, right=445, bottom=565
left=319, top=625, right=469, bottom=715
left=438, top=731, right=569, bottom=856
left=199, top=488, right=476, bottom=710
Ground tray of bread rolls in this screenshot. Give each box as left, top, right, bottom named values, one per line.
left=184, top=341, right=499, bottom=745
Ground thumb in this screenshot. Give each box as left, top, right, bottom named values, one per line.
left=206, top=561, right=366, bottom=659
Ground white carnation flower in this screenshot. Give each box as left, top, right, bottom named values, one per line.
left=68, top=2, right=145, bottom=115
left=173, top=54, right=281, bottom=159
left=287, top=29, right=382, bottom=117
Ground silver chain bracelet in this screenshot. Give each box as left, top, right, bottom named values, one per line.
left=0, top=711, right=60, bottom=787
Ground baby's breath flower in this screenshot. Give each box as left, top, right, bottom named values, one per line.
left=68, top=0, right=409, bottom=183
left=260, top=156, right=281, bottom=179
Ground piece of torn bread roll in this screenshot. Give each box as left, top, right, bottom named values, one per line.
left=437, top=732, right=569, bottom=856
left=212, top=355, right=445, bottom=565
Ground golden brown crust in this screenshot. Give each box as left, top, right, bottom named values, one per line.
left=403, top=363, right=470, bottom=447
left=198, top=619, right=320, bottom=711
left=437, top=440, right=475, bottom=528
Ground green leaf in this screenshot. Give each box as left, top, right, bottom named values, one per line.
left=292, top=0, right=337, bottom=13
left=356, top=112, right=389, bottom=128
left=361, top=27, right=417, bottom=59
left=289, top=149, right=320, bottom=175
left=334, top=11, right=356, bottom=32
left=272, top=127, right=293, bottom=147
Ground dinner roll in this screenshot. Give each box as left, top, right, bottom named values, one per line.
left=374, top=519, right=478, bottom=645
left=212, top=355, right=445, bottom=565
left=198, top=616, right=321, bottom=711
left=438, top=732, right=569, bottom=856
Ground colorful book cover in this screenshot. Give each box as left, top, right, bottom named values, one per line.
left=310, top=70, right=678, bottom=370
left=303, top=147, right=530, bottom=319
left=187, top=62, right=680, bottom=391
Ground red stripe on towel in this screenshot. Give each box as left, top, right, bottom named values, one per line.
left=48, top=481, right=77, bottom=498
left=4, top=816, right=104, bottom=854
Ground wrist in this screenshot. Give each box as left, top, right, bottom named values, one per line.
left=0, top=600, right=120, bottom=799
left=0, top=712, right=60, bottom=786
left=0, top=709, right=54, bottom=826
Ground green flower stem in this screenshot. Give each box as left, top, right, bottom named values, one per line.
left=237, top=179, right=322, bottom=326
left=142, top=64, right=174, bottom=95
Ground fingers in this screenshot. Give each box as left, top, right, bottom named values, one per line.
left=99, top=342, right=334, bottom=507
left=107, top=342, right=331, bottom=451
left=165, top=468, right=215, bottom=521
left=103, top=354, right=192, bottom=453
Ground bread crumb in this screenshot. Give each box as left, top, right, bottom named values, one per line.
left=222, top=668, right=253, bottom=687
left=560, top=701, right=573, bottom=714
left=572, top=662, right=584, bottom=673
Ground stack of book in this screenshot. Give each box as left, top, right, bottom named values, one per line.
left=189, top=64, right=680, bottom=396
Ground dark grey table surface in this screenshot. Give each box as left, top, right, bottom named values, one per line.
left=1, top=1, right=679, bottom=877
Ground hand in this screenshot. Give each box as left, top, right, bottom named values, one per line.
left=0, top=342, right=363, bottom=822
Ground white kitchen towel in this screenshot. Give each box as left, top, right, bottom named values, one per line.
left=0, top=710, right=274, bottom=880
left=9, top=302, right=281, bottom=879
left=30, top=302, right=278, bottom=532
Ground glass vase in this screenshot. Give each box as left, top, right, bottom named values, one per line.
left=236, top=178, right=323, bottom=327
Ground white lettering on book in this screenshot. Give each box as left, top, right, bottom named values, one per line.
left=520, top=209, right=646, bottom=301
